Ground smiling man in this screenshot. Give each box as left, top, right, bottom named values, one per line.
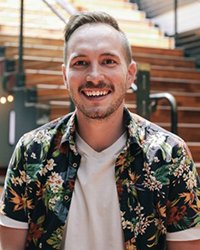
left=0, top=11, right=200, bottom=250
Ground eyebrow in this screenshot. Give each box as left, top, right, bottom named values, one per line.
left=70, top=54, right=87, bottom=60
left=69, top=52, right=120, bottom=62
left=99, top=52, right=121, bottom=61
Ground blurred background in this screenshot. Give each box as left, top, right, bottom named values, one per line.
left=0, top=0, right=200, bottom=187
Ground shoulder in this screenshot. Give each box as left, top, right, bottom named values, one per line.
left=20, top=113, right=72, bottom=148
left=13, top=113, right=73, bottom=162
left=129, top=112, right=190, bottom=164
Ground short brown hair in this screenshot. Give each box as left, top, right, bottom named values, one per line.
left=63, top=11, right=132, bottom=64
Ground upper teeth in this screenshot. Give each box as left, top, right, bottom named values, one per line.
left=85, top=90, right=108, bottom=97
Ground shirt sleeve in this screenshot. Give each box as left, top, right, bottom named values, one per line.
left=0, top=137, right=29, bottom=223
left=166, top=142, right=200, bottom=233
left=167, top=227, right=200, bottom=241
left=0, top=213, right=28, bottom=229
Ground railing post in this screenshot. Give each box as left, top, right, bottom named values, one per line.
left=135, top=64, right=151, bottom=119
left=17, top=0, right=25, bottom=87
left=174, top=0, right=178, bottom=45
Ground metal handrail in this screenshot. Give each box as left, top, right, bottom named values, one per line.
left=42, top=0, right=67, bottom=24
left=150, top=92, right=178, bottom=134
left=55, top=0, right=78, bottom=15
left=130, top=83, right=178, bottom=134
left=42, top=0, right=78, bottom=24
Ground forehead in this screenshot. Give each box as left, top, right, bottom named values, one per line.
left=67, top=23, right=125, bottom=54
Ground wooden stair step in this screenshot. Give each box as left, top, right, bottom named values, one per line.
left=176, top=34, right=200, bottom=47
left=185, top=47, right=200, bottom=57
left=118, top=19, right=156, bottom=31
left=0, top=33, right=64, bottom=47
left=134, top=53, right=195, bottom=68
left=150, top=106, right=200, bottom=124
left=132, top=46, right=184, bottom=57
left=0, top=11, right=67, bottom=27
left=0, top=24, right=64, bottom=39
left=37, top=86, right=68, bottom=101
left=0, top=2, right=59, bottom=15
left=69, top=0, right=137, bottom=10
left=75, top=6, right=146, bottom=22
left=155, top=123, right=200, bottom=142
left=176, top=28, right=200, bottom=39
left=128, top=32, right=170, bottom=40
left=180, top=40, right=200, bottom=51
left=3, top=43, right=63, bottom=59
left=22, top=56, right=63, bottom=71
left=128, top=36, right=174, bottom=49
left=151, top=77, right=200, bottom=92
left=187, top=142, right=200, bottom=164
left=25, top=69, right=63, bottom=86
left=125, top=90, right=200, bottom=108
left=151, top=66, right=200, bottom=80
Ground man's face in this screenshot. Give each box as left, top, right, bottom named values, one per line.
left=63, top=23, right=136, bottom=120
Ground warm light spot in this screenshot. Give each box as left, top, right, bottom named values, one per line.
left=7, top=95, right=14, bottom=102
left=0, top=96, right=7, bottom=104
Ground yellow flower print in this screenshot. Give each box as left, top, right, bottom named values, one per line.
left=9, top=187, right=33, bottom=211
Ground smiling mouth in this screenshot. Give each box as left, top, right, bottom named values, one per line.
left=82, top=90, right=111, bottom=97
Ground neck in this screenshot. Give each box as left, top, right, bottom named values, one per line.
left=76, top=108, right=125, bottom=152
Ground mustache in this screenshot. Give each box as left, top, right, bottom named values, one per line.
left=78, top=81, right=114, bottom=91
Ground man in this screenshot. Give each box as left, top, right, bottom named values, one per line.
left=0, top=11, right=200, bottom=250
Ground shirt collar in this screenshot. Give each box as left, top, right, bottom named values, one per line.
left=60, top=108, right=146, bottom=153
left=60, top=112, right=78, bottom=154
left=123, top=108, right=147, bottom=148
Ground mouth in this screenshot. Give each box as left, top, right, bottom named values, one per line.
left=81, top=89, right=111, bottom=98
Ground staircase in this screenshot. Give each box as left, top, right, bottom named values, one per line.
left=0, top=0, right=200, bottom=174
left=176, top=28, right=200, bottom=68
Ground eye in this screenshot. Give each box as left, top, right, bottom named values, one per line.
left=102, top=58, right=117, bottom=66
left=73, top=60, right=88, bottom=66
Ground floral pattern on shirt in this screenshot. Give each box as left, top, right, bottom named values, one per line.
left=0, top=108, right=200, bottom=250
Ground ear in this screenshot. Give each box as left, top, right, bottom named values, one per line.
left=62, top=64, right=69, bottom=89
left=126, top=60, right=137, bottom=90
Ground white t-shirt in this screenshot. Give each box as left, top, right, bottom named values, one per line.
left=61, top=132, right=126, bottom=250
left=0, top=132, right=200, bottom=247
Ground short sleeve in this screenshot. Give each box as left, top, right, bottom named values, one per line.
left=0, top=137, right=29, bottom=223
left=166, top=142, right=200, bottom=233
left=0, top=213, right=28, bottom=229
left=167, top=227, right=200, bottom=241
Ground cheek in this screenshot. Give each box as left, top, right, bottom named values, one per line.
left=67, top=71, right=85, bottom=85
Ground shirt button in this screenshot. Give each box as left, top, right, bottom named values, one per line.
left=73, top=163, right=77, bottom=167
left=39, top=243, right=42, bottom=248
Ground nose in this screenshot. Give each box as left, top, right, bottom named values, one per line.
left=86, top=64, right=105, bottom=84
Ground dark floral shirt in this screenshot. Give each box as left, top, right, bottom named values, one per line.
left=0, top=108, right=200, bottom=250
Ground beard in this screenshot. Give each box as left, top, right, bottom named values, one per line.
left=74, top=94, right=125, bottom=120
left=69, top=81, right=127, bottom=120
